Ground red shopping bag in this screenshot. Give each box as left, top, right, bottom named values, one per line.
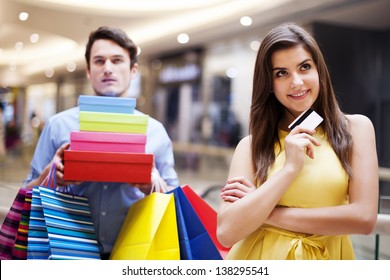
left=181, top=185, right=230, bottom=258
left=168, top=186, right=222, bottom=260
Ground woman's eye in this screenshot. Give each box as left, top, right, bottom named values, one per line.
left=301, top=63, right=311, bottom=71
left=275, top=70, right=287, bottom=77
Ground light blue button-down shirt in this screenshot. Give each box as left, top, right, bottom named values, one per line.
left=24, top=106, right=179, bottom=254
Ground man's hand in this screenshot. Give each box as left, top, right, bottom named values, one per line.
left=132, top=183, right=153, bottom=195
left=132, top=167, right=172, bottom=194
left=52, top=143, right=82, bottom=187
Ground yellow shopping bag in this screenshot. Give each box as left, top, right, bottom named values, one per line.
left=109, top=192, right=180, bottom=260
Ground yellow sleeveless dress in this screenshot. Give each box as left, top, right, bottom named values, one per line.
left=226, top=128, right=356, bottom=260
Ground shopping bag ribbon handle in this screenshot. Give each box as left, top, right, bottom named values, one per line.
left=150, top=167, right=169, bottom=194
left=40, top=162, right=57, bottom=188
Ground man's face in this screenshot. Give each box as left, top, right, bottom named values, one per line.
left=86, top=39, right=138, bottom=97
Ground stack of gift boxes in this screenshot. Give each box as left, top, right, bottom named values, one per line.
left=63, top=95, right=154, bottom=184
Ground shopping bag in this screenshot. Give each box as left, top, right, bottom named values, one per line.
left=168, top=186, right=222, bottom=260
left=12, top=190, right=33, bottom=259
left=0, top=188, right=28, bottom=260
left=27, top=186, right=50, bottom=259
left=110, top=168, right=180, bottom=260
left=27, top=163, right=58, bottom=260
left=110, top=192, right=179, bottom=260
left=181, top=185, right=230, bottom=258
left=27, top=163, right=100, bottom=260
left=40, top=187, right=101, bottom=260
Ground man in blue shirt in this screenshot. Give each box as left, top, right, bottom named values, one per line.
left=24, top=26, right=179, bottom=259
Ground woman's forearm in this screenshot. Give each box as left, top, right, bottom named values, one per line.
left=266, top=203, right=377, bottom=235
left=217, top=166, right=298, bottom=247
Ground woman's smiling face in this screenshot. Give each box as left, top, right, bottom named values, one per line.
left=271, top=45, right=320, bottom=120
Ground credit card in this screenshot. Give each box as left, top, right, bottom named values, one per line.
left=288, top=108, right=323, bottom=130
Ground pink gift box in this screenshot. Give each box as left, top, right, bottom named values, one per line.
left=70, top=131, right=146, bottom=153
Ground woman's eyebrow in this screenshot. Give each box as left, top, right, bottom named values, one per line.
left=272, top=66, right=287, bottom=72
left=298, top=58, right=312, bottom=66
left=272, top=58, right=313, bottom=71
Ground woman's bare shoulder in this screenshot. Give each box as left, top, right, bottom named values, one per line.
left=345, top=114, right=374, bottom=132
left=232, top=135, right=252, bottom=156
left=239, top=134, right=251, bottom=144
left=345, top=114, right=376, bottom=142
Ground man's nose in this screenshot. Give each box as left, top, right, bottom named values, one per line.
left=103, top=60, right=113, bottom=74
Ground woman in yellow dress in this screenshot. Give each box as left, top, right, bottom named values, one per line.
left=217, top=23, right=378, bottom=260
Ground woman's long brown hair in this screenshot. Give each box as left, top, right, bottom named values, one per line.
left=250, top=23, right=352, bottom=184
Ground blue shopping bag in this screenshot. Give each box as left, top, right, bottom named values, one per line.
left=27, top=163, right=100, bottom=260
left=168, top=186, right=222, bottom=260
left=27, top=187, right=50, bottom=259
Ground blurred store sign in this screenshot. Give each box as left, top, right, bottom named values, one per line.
left=159, top=63, right=201, bottom=84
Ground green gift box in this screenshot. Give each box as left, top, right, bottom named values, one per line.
left=79, top=111, right=148, bottom=134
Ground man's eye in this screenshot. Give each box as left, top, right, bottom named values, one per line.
left=113, top=58, right=124, bottom=64
left=94, top=59, right=105, bottom=65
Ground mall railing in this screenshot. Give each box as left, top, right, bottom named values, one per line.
left=376, top=167, right=390, bottom=259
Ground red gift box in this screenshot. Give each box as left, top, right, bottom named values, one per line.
left=63, top=150, right=153, bottom=184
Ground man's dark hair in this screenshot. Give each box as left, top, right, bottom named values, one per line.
left=85, top=26, right=138, bottom=70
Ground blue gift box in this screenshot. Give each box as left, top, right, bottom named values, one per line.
left=78, top=95, right=136, bottom=114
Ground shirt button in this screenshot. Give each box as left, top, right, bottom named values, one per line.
left=103, top=185, right=108, bottom=190
left=101, top=211, right=106, bottom=216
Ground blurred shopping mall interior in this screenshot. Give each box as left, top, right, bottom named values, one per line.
left=1, top=0, right=390, bottom=259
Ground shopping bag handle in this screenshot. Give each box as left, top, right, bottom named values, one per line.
left=150, top=167, right=169, bottom=194
left=41, top=162, right=57, bottom=188
left=40, top=162, right=74, bottom=195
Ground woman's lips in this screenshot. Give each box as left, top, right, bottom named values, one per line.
left=289, top=89, right=309, bottom=99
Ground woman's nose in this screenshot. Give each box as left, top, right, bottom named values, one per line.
left=291, top=73, right=304, bottom=89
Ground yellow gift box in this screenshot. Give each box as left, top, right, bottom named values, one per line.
left=79, top=111, right=149, bottom=134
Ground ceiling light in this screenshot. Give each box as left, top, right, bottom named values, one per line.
left=30, top=34, right=40, bottom=43
left=27, top=0, right=227, bottom=13
left=66, top=62, right=76, bottom=72
left=177, top=33, right=189, bottom=44
left=45, top=68, right=54, bottom=78
left=240, top=16, right=252, bottom=26
left=151, top=59, right=162, bottom=70
left=19, top=12, right=29, bottom=21
left=250, top=40, right=260, bottom=51
left=226, top=67, right=238, bottom=78
left=15, top=42, right=24, bottom=51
